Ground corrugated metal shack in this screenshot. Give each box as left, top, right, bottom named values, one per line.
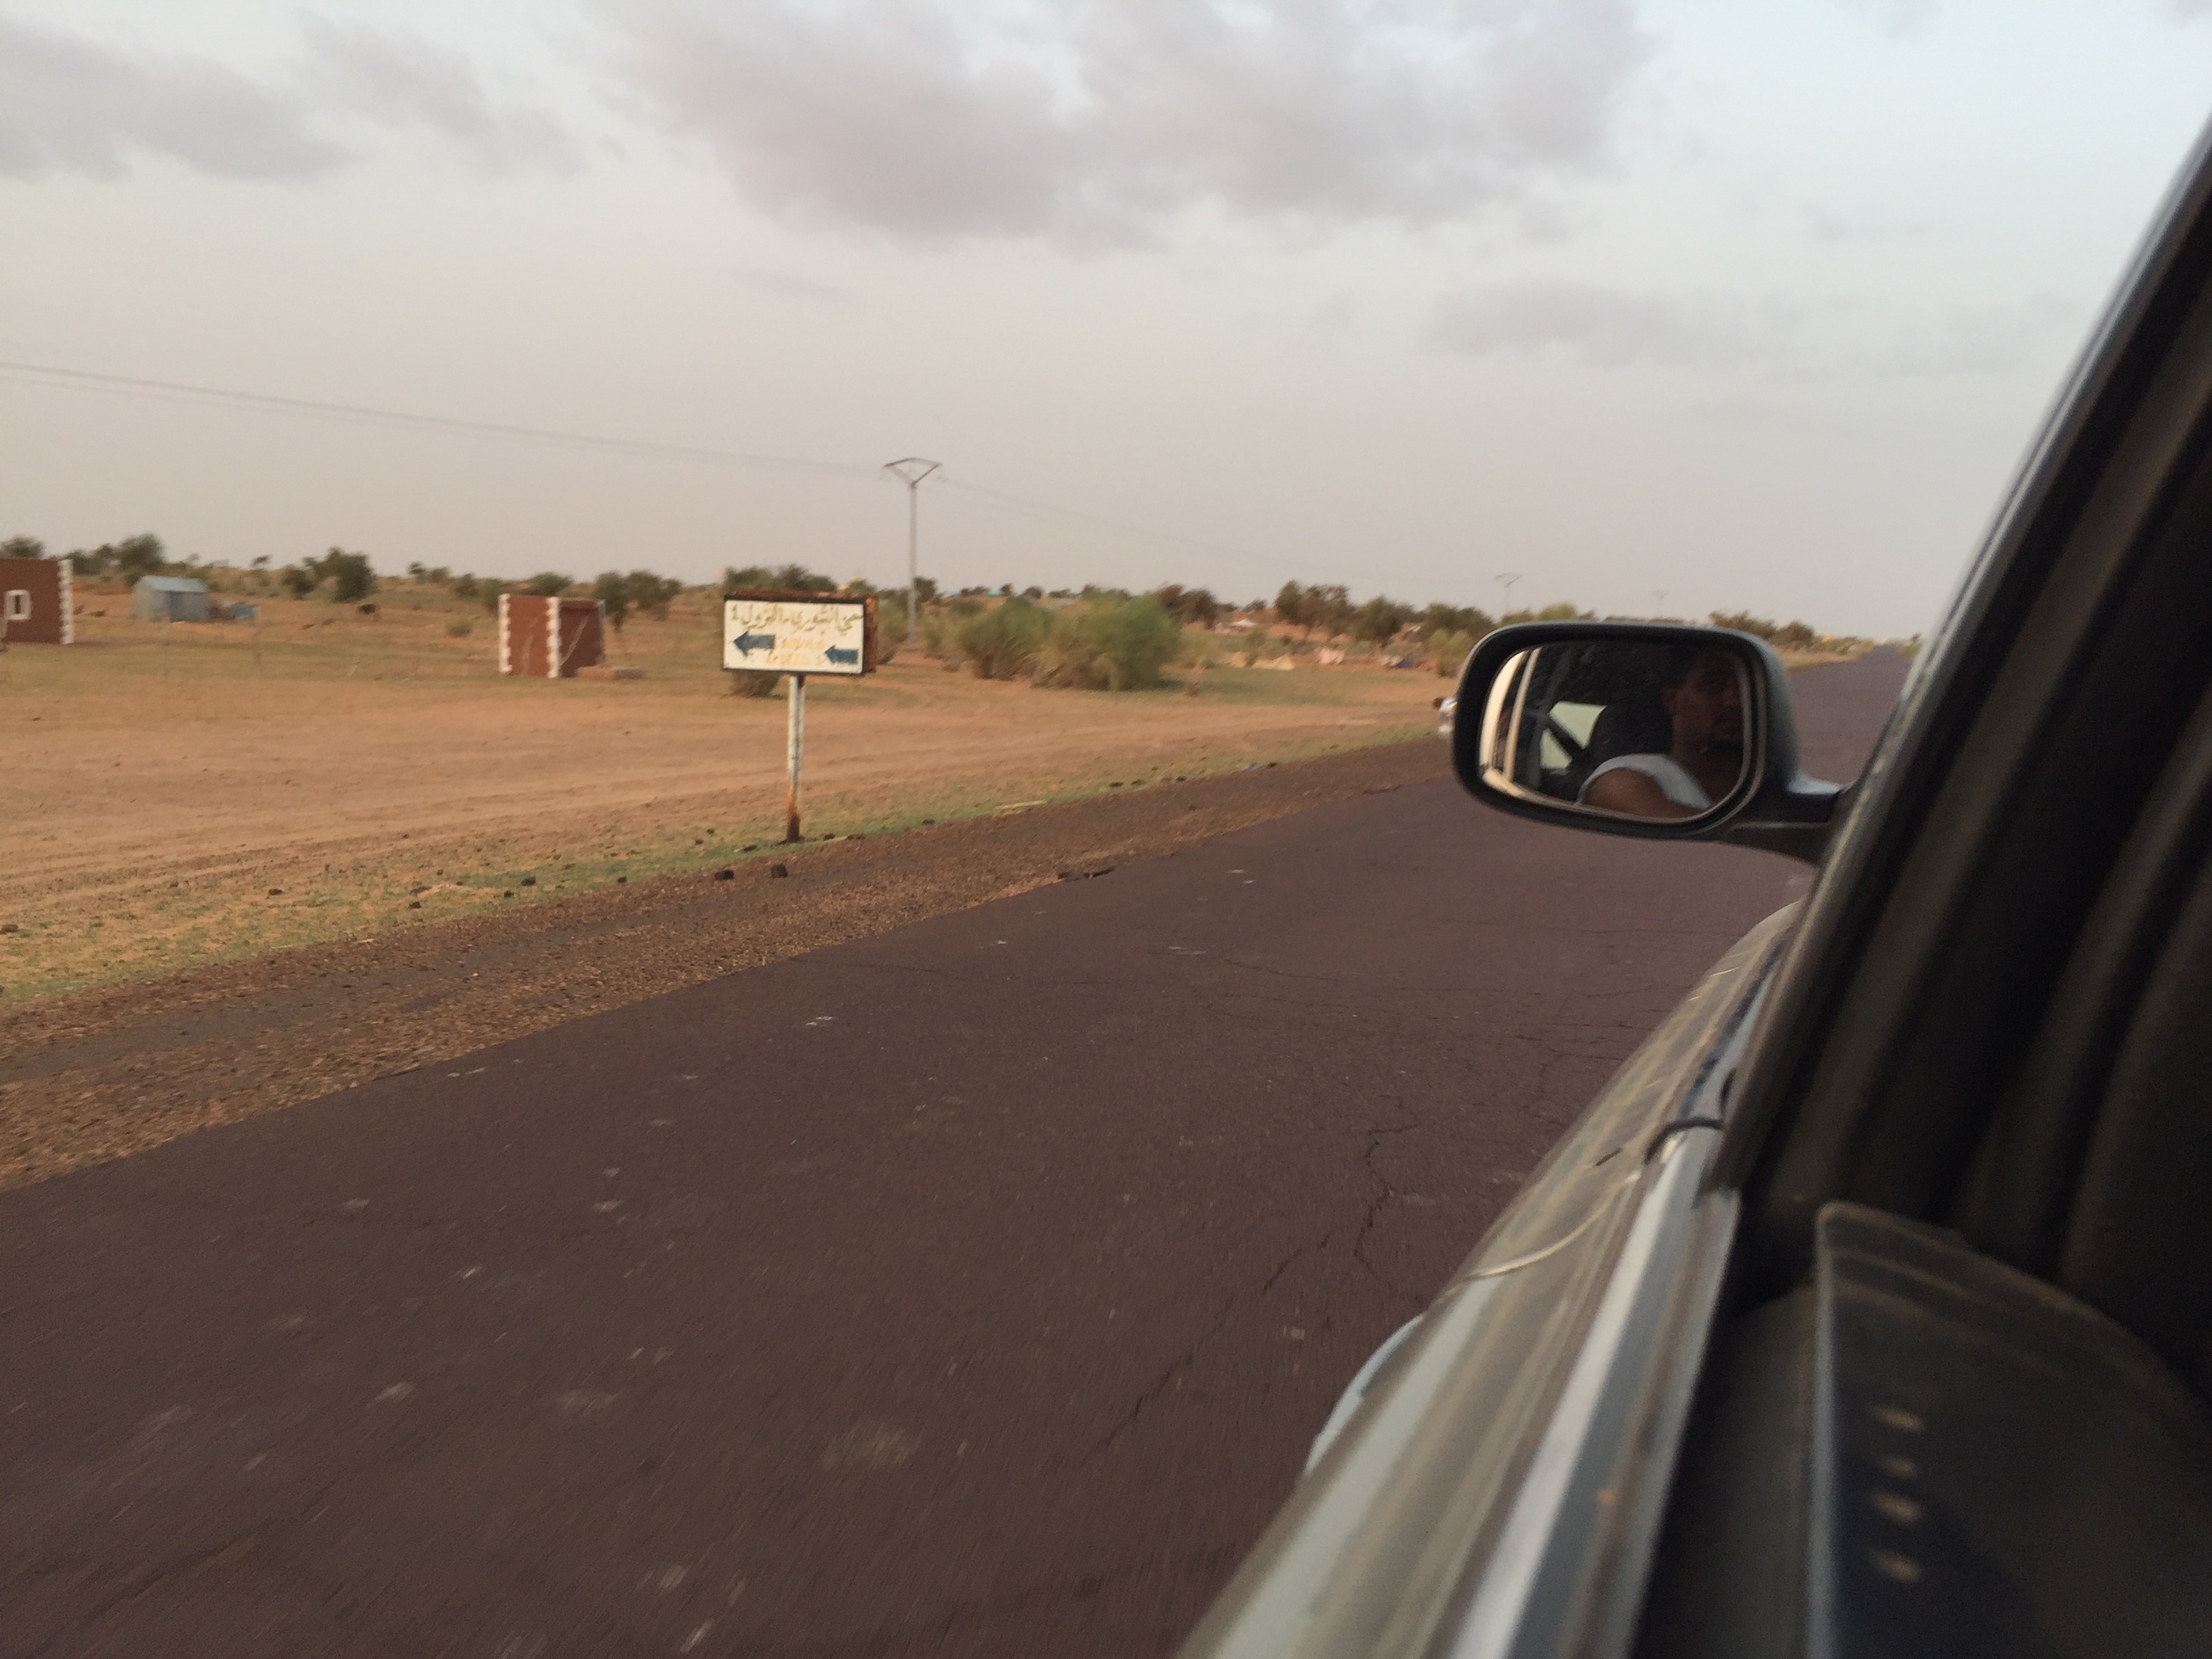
left=132, top=576, right=211, bottom=622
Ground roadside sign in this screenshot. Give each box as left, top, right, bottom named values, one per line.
left=722, top=591, right=876, bottom=676
left=720, top=588, right=878, bottom=845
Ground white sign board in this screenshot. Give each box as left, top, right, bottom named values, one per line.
left=722, top=594, right=873, bottom=676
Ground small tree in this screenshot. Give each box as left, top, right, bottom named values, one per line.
left=279, top=564, right=316, bottom=598
left=723, top=562, right=836, bottom=594
left=1306, top=583, right=1354, bottom=638
left=320, top=549, right=376, bottom=604
left=1274, top=581, right=1307, bottom=630
left=1351, top=595, right=1415, bottom=647
left=593, top=571, right=632, bottom=632
left=1, top=535, right=44, bottom=560
left=523, top=572, right=573, bottom=598
left=1154, top=584, right=1223, bottom=628
left=626, top=570, right=682, bottom=620
left=113, top=534, right=167, bottom=584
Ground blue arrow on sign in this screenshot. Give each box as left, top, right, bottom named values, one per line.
left=824, top=646, right=859, bottom=665
left=731, top=630, right=777, bottom=656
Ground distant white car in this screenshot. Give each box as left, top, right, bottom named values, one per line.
left=1434, top=694, right=1455, bottom=741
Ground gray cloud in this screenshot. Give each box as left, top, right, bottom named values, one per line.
left=1427, top=280, right=1791, bottom=367
left=296, top=18, right=581, bottom=173
left=0, top=16, right=575, bottom=183
left=0, top=16, right=345, bottom=180
left=600, top=0, right=1653, bottom=241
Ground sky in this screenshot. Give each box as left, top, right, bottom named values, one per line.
left=4, top=2, right=2210, bottom=637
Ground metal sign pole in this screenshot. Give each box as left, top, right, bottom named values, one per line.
left=785, top=672, right=806, bottom=843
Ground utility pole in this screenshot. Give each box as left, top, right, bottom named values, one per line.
left=1496, top=572, right=1522, bottom=616
left=882, top=458, right=941, bottom=647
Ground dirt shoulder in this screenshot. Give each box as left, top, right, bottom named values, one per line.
left=0, top=738, right=1447, bottom=1191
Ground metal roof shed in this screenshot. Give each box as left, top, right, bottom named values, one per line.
left=132, top=576, right=209, bottom=622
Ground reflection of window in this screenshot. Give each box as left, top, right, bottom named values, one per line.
left=1539, top=701, right=1604, bottom=769
left=3, top=590, right=29, bottom=622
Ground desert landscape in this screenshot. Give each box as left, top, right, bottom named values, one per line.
left=1, top=576, right=1449, bottom=1000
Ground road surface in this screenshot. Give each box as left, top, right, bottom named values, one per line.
left=0, top=652, right=1906, bottom=1658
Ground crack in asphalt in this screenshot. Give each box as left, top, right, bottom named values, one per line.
left=1353, top=1105, right=1423, bottom=1308
left=1085, top=1233, right=1330, bottom=1462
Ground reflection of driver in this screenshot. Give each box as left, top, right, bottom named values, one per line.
left=1577, top=647, right=1744, bottom=820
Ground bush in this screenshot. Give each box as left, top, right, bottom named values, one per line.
left=523, top=572, right=573, bottom=598
left=445, top=617, right=474, bottom=638
left=724, top=562, right=837, bottom=594
left=1431, top=629, right=1476, bottom=677
left=1709, top=611, right=1821, bottom=653
left=920, top=598, right=982, bottom=666
left=1420, top=602, right=1493, bottom=640
left=956, top=598, right=1052, bottom=679
left=729, top=670, right=783, bottom=698
left=626, top=570, right=682, bottom=621
left=593, top=571, right=632, bottom=632
left=1031, top=596, right=1183, bottom=691
left=279, top=565, right=316, bottom=598
left=1352, top=595, right=1416, bottom=647
left=319, top=550, right=375, bottom=604
left=1154, top=584, right=1222, bottom=627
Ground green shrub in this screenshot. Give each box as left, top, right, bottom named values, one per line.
left=1431, top=628, right=1475, bottom=676
left=445, top=617, right=474, bottom=638
left=956, top=598, right=1052, bottom=680
left=523, top=572, right=573, bottom=598
left=1031, top=596, right=1183, bottom=691
left=729, top=670, right=783, bottom=697
left=920, top=599, right=981, bottom=666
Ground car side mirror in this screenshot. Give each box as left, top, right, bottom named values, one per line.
left=1450, top=622, right=1845, bottom=863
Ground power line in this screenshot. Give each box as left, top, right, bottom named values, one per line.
left=0, top=356, right=1345, bottom=587
left=0, top=359, right=874, bottom=480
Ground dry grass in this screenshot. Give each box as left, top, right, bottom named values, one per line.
left=2, top=579, right=1441, bottom=1000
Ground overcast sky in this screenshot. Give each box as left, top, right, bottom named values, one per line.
left=5, top=1, right=2209, bottom=636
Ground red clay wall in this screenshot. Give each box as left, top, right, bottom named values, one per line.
left=0, top=558, right=70, bottom=645
left=498, top=594, right=605, bottom=677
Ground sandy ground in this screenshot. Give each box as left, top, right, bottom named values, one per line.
left=3, top=582, right=1442, bottom=999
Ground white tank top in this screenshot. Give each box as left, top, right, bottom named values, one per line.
left=1580, top=754, right=1711, bottom=809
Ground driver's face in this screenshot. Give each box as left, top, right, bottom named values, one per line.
left=1662, top=651, right=1744, bottom=756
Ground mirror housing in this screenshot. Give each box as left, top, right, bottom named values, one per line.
left=1450, top=622, right=1846, bottom=863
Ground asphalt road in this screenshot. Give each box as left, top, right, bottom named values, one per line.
left=0, top=651, right=1908, bottom=1658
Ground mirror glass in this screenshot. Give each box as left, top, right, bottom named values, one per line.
left=1479, top=640, right=1751, bottom=821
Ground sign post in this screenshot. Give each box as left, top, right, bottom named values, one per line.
left=785, top=673, right=806, bottom=843
left=722, top=590, right=878, bottom=845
